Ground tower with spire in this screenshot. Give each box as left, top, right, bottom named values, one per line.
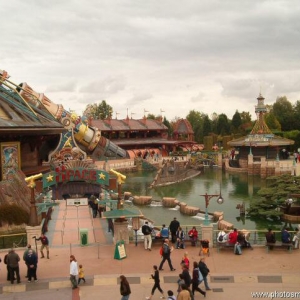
left=249, top=93, right=273, bottom=137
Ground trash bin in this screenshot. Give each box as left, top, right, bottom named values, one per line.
left=80, top=228, right=88, bottom=246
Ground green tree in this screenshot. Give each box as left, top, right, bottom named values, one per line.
left=231, top=110, right=242, bottom=133
left=186, top=110, right=204, bottom=143
left=284, top=130, right=300, bottom=152
left=239, top=111, right=253, bottom=134
left=83, top=100, right=113, bottom=120
left=293, top=100, right=300, bottom=130
left=146, top=113, right=156, bottom=120
left=240, top=111, right=252, bottom=124
left=265, top=111, right=281, bottom=131
left=273, top=96, right=294, bottom=131
left=247, top=174, right=300, bottom=220
left=202, top=115, right=212, bottom=137
left=163, top=116, right=173, bottom=136
left=210, top=112, right=218, bottom=134
left=216, top=114, right=230, bottom=135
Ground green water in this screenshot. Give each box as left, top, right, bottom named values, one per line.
left=122, top=168, right=280, bottom=230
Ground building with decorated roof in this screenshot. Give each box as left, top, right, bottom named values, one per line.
left=226, top=93, right=295, bottom=177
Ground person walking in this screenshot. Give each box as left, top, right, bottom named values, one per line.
left=78, top=264, right=86, bottom=284
left=142, top=221, right=153, bottom=251
left=198, top=257, right=211, bottom=291
left=7, top=248, right=21, bottom=284
left=25, top=249, right=38, bottom=282
left=36, top=233, right=50, bottom=259
left=146, top=265, right=165, bottom=299
left=70, top=255, right=78, bottom=289
left=169, top=218, right=180, bottom=243
left=159, top=239, right=176, bottom=271
left=120, top=275, right=131, bottom=300
left=177, top=273, right=185, bottom=295
left=191, top=261, right=206, bottom=297
left=181, top=264, right=191, bottom=288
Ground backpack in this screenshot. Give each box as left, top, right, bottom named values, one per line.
left=197, top=268, right=203, bottom=284
left=142, top=225, right=151, bottom=235
left=159, top=247, right=163, bottom=256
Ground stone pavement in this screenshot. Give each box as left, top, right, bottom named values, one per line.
left=1, top=202, right=300, bottom=300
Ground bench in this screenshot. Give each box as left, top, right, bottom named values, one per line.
left=216, top=242, right=253, bottom=253
left=216, top=242, right=235, bottom=252
left=265, top=243, right=293, bottom=253
left=152, top=236, right=166, bottom=245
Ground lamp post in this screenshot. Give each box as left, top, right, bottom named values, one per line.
left=200, top=192, right=224, bottom=226
left=109, top=169, right=126, bottom=210
left=132, top=217, right=140, bottom=247
left=25, top=173, right=43, bottom=227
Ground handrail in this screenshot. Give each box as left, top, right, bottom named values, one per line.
left=0, top=232, right=27, bottom=249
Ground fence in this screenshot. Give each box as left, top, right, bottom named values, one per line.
left=0, top=233, right=27, bottom=249
left=129, top=224, right=281, bottom=247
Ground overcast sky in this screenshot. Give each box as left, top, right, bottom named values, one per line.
left=2, top=1, right=300, bottom=121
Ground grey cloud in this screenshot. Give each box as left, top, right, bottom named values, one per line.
left=79, top=76, right=126, bottom=95
left=125, top=93, right=153, bottom=107
left=2, top=0, right=300, bottom=120
left=46, top=81, right=78, bottom=93
left=191, top=92, right=205, bottom=103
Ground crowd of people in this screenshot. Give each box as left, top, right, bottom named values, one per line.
left=138, top=218, right=210, bottom=300
left=3, top=213, right=300, bottom=300
left=1, top=233, right=50, bottom=284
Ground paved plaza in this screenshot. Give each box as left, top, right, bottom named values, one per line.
left=1, top=202, right=300, bottom=300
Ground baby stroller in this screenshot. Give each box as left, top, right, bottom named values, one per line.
left=199, top=239, right=210, bottom=257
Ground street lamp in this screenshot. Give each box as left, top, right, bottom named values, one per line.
left=200, top=192, right=224, bottom=226
left=132, top=217, right=140, bottom=247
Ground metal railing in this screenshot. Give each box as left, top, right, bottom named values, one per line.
left=128, top=224, right=282, bottom=248
left=0, top=233, right=27, bottom=249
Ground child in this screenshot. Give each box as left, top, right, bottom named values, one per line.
left=146, top=265, right=165, bottom=299
left=181, top=252, right=189, bottom=269
left=78, top=264, right=86, bottom=284
left=167, top=290, right=176, bottom=300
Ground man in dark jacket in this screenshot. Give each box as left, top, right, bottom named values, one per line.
left=180, top=264, right=191, bottom=288
left=7, top=248, right=20, bottom=284
left=169, top=217, right=180, bottom=243
left=199, top=257, right=211, bottom=290
left=24, top=249, right=38, bottom=282
left=159, top=239, right=176, bottom=271
left=23, top=244, right=36, bottom=278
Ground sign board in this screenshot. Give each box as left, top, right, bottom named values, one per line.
left=42, top=168, right=109, bottom=189
left=66, top=198, right=88, bottom=206
left=114, top=240, right=127, bottom=260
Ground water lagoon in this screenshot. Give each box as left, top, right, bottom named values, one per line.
left=123, top=168, right=273, bottom=230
